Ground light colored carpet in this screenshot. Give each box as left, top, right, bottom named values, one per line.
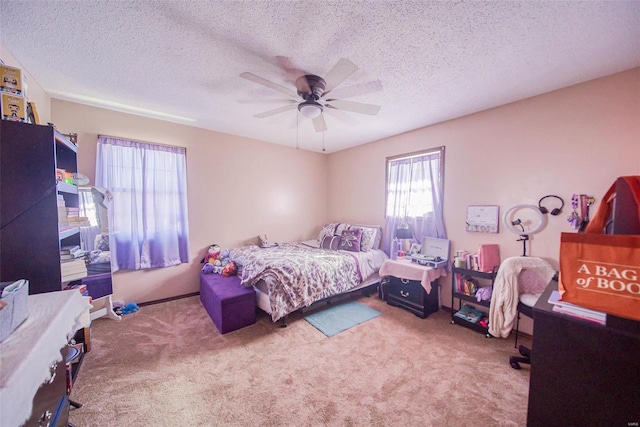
left=304, top=301, right=382, bottom=337
left=69, top=294, right=531, bottom=426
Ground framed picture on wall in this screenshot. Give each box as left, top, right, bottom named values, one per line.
left=466, top=205, right=500, bottom=233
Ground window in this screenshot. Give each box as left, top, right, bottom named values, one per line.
left=95, top=136, right=190, bottom=271
left=383, top=147, right=446, bottom=254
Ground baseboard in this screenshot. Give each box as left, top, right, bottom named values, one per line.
left=138, top=292, right=200, bottom=307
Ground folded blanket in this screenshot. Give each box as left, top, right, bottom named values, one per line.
left=488, top=256, right=555, bottom=338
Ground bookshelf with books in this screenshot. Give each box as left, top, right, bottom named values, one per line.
left=0, top=120, right=83, bottom=294
left=450, top=265, right=498, bottom=336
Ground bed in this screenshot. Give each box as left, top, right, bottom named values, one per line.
left=229, top=223, right=388, bottom=323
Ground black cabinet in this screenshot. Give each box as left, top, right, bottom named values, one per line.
left=0, top=121, right=79, bottom=294
left=385, top=276, right=439, bottom=318
left=451, top=266, right=497, bottom=336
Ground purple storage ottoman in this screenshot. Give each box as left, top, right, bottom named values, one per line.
left=82, top=272, right=113, bottom=300
left=200, top=272, right=256, bottom=334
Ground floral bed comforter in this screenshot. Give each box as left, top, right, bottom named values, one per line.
left=229, top=242, right=383, bottom=322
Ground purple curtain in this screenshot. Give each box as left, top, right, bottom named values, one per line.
left=383, top=148, right=446, bottom=255
left=95, top=136, right=190, bottom=271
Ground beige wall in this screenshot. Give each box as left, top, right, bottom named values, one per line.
left=52, top=100, right=328, bottom=304
left=1, top=44, right=51, bottom=124
left=328, top=68, right=640, bottom=332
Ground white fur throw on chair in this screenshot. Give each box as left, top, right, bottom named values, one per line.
left=488, top=256, right=555, bottom=338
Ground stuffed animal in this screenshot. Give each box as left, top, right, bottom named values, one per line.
left=476, top=286, right=492, bottom=302
left=222, top=261, right=237, bottom=277
left=201, top=244, right=221, bottom=274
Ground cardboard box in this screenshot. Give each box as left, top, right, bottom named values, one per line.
left=0, top=279, right=29, bottom=343
left=0, top=64, right=23, bottom=95
left=1, top=92, right=27, bottom=122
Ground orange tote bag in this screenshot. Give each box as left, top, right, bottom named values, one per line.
left=558, top=177, right=640, bottom=321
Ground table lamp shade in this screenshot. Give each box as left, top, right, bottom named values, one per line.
left=395, top=227, right=413, bottom=239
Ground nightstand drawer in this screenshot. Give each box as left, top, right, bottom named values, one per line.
left=388, top=279, right=423, bottom=306
left=384, top=276, right=439, bottom=318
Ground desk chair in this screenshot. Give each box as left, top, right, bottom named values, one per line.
left=509, top=271, right=558, bottom=370
left=509, top=293, right=539, bottom=369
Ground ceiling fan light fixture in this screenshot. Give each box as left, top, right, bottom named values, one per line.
left=298, top=101, right=323, bottom=119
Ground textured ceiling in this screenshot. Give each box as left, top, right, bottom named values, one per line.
left=1, top=1, right=639, bottom=153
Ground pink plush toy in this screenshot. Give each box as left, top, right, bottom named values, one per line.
left=201, top=244, right=221, bottom=274
left=203, top=244, right=220, bottom=264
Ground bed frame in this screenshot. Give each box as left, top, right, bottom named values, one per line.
left=254, top=273, right=382, bottom=327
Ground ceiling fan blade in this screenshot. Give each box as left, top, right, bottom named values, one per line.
left=325, top=99, right=381, bottom=116
left=237, top=98, right=297, bottom=105
left=324, top=79, right=383, bottom=99
left=240, top=72, right=298, bottom=99
left=312, top=114, right=327, bottom=132
left=323, top=107, right=359, bottom=126
left=323, top=58, right=358, bottom=92
left=254, top=104, right=298, bottom=118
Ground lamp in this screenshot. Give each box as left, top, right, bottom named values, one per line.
left=503, top=204, right=545, bottom=257
left=395, top=224, right=413, bottom=254
left=395, top=226, right=412, bottom=240
left=298, top=100, right=323, bottom=119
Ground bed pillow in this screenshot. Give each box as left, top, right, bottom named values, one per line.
left=320, top=235, right=341, bottom=250
left=349, top=226, right=376, bottom=252
left=318, top=223, right=338, bottom=243
left=338, top=228, right=363, bottom=252
left=349, top=224, right=383, bottom=251
left=318, top=222, right=352, bottom=243
left=334, top=223, right=350, bottom=237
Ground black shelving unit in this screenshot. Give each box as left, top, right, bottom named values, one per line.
left=0, top=120, right=80, bottom=294
left=451, top=265, right=498, bottom=337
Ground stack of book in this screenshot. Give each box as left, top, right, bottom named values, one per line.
left=60, top=245, right=85, bottom=260
left=61, top=258, right=87, bottom=283
left=58, top=204, right=91, bottom=229
left=57, top=195, right=71, bottom=232
left=547, top=290, right=606, bottom=325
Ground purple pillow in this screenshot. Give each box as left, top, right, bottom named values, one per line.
left=321, top=235, right=340, bottom=250
left=339, top=228, right=362, bottom=252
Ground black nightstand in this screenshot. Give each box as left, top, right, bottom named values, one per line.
left=384, top=276, right=440, bottom=318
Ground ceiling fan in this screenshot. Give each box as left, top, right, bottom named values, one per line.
left=240, top=58, right=381, bottom=132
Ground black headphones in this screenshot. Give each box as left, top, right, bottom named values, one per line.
left=538, top=195, right=564, bottom=216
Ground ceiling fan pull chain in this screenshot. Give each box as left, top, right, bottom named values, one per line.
left=322, top=127, right=326, bottom=152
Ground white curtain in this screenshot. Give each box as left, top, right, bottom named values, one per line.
left=384, top=148, right=446, bottom=255
left=95, top=136, right=190, bottom=271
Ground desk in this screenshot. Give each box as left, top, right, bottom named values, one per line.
left=527, top=281, right=640, bottom=426
left=0, top=290, right=91, bottom=427
left=379, top=259, right=446, bottom=318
